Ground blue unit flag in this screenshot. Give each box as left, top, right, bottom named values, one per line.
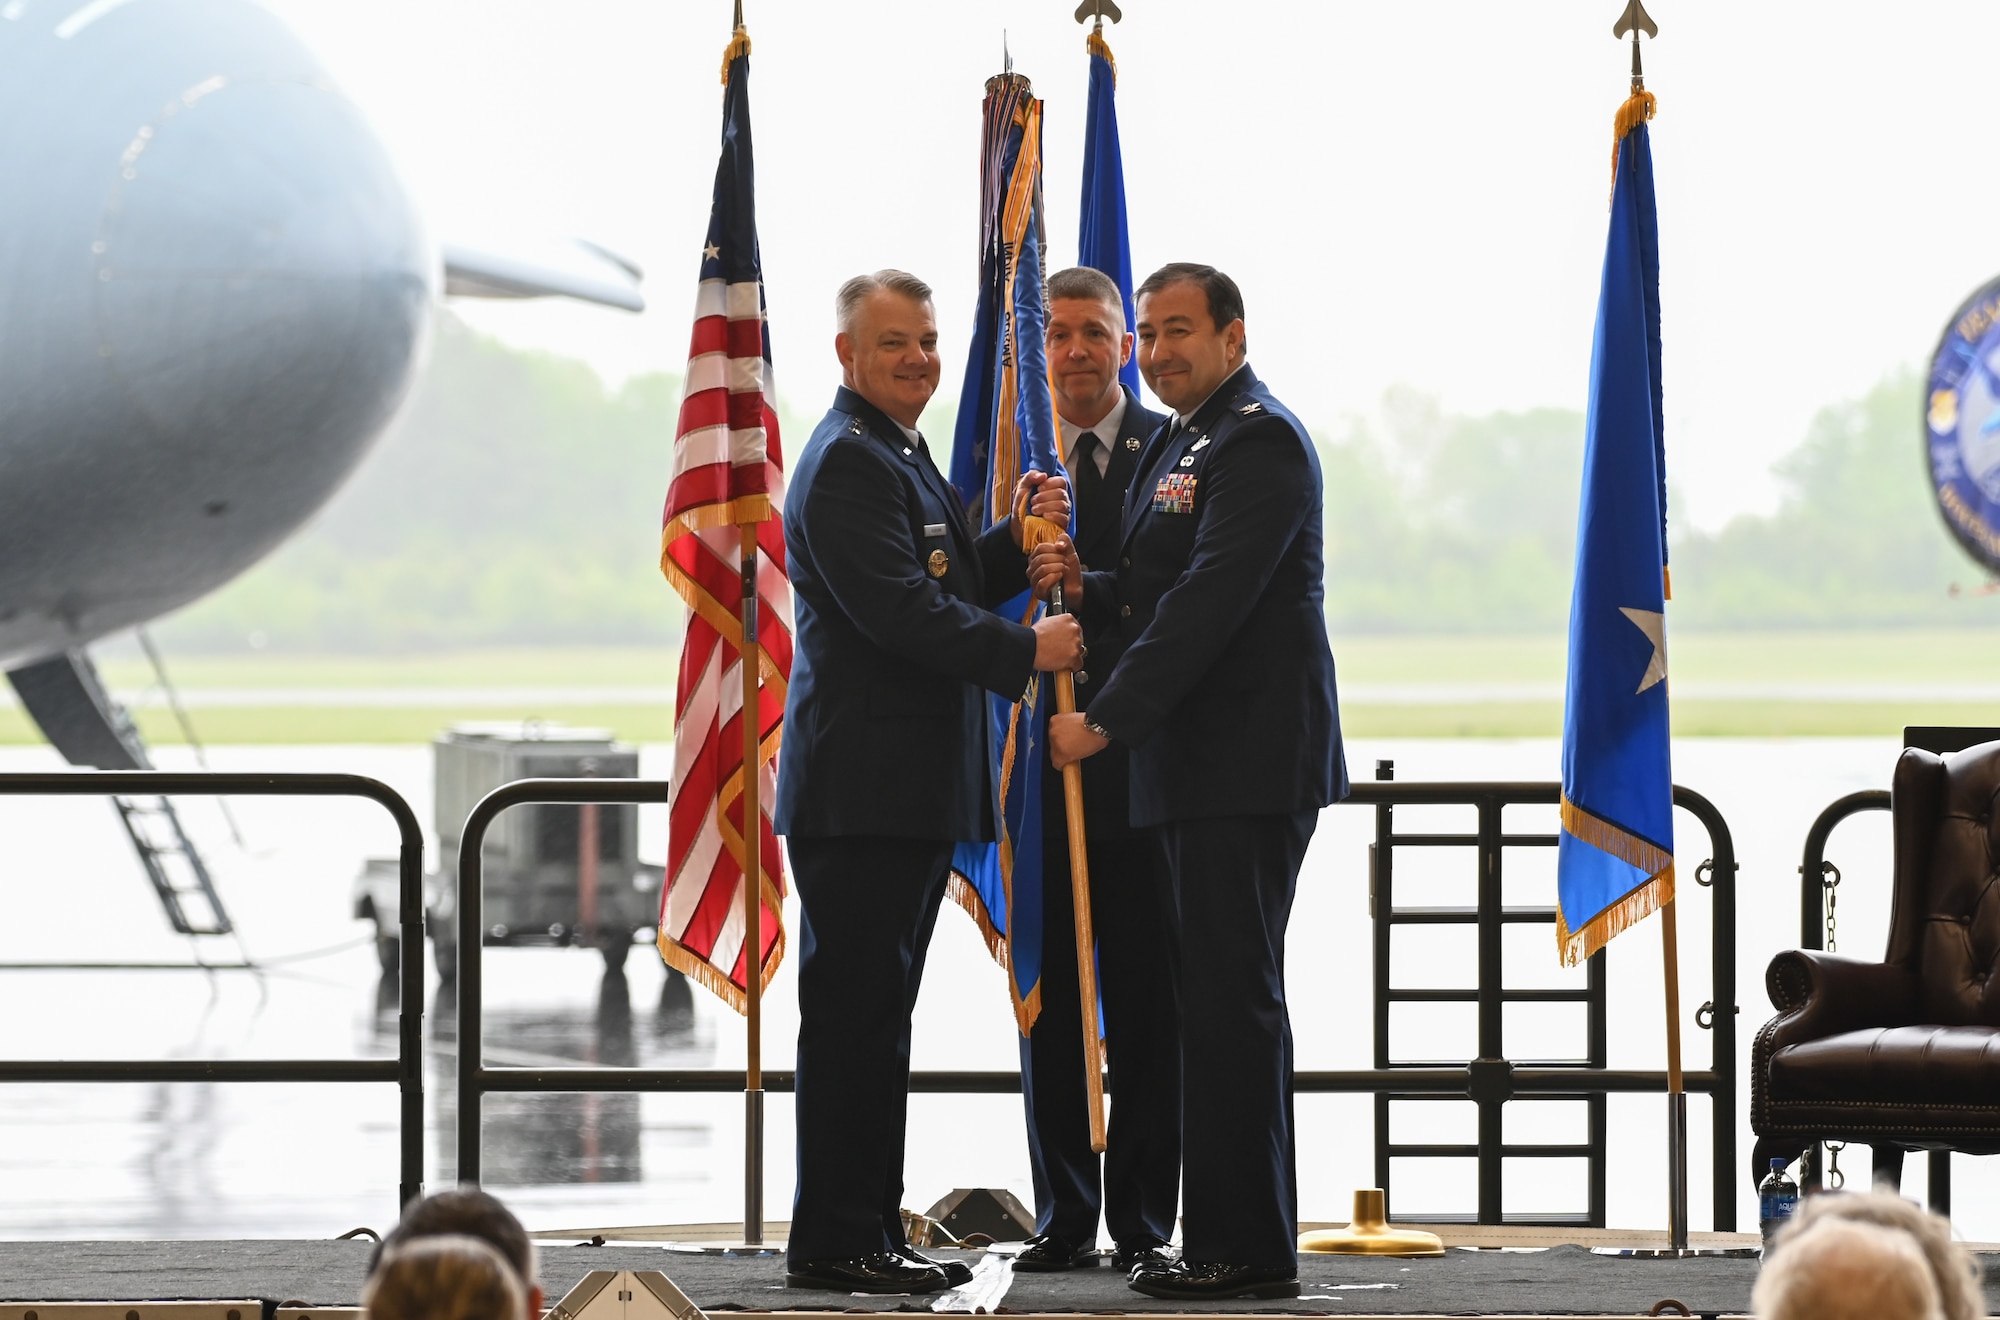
left=946, top=72, right=1067, bottom=1035
left=1557, top=90, right=1674, bottom=968
left=1078, top=28, right=1138, bottom=392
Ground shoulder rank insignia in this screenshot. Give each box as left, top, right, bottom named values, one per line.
left=927, top=549, right=950, bottom=578
left=1125, top=436, right=1141, bottom=451
left=1239, top=400, right=1264, bottom=416
left=1190, top=435, right=1210, bottom=452
left=845, top=415, right=865, bottom=436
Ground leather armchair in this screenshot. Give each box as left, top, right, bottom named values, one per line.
left=1752, top=742, right=2000, bottom=1203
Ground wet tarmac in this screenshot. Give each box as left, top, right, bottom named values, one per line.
left=1, top=737, right=1988, bottom=1242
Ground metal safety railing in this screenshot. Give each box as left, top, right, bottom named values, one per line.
left=0, top=771, right=426, bottom=1209
left=1799, top=791, right=1889, bottom=952
left=455, top=776, right=1737, bottom=1234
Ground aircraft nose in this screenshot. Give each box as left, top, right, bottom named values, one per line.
left=91, top=73, right=434, bottom=450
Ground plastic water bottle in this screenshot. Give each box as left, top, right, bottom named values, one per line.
left=1759, top=1156, right=1799, bottom=1253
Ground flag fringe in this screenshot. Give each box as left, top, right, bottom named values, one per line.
left=1085, top=28, right=1116, bottom=79
left=1555, top=865, right=1674, bottom=969
left=946, top=870, right=1042, bottom=1037
left=659, top=517, right=789, bottom=695
left=1608, top=88, right=1658, bottom=194
left=1557, top=795, right=1676, bottom=966
left=657, top=924, right=786, bottom=1017
left=1561, top=795, right=1673, bottom=875
left=719, top=27, right=752, bottom=85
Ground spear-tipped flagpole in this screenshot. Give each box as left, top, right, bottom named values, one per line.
left=1609, top=0, right=1683, bottom=1254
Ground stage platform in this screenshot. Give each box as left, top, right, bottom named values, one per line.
left=1, top=1234, right=1995, bottom=1319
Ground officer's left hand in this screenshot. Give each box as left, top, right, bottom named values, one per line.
left=1050, top=712, right=1109, bottom=769
left=1009, top=471, right=1071, bottom=547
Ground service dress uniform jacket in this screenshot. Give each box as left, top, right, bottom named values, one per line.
left=1021, top=386, right=1180, bottom=1254
left=776, top=386, right=1038, bottom=841
left=1080, top=363, right=1347, bottom=1272
left=778, top=385, right=1038, bottom=1267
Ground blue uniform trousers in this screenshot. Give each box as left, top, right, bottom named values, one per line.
left=1018, top=828, right=1180, bottom=1249
left=1159, top=809, right=1317, bottom=1270
left=786, top=835, right=954, bottom=1265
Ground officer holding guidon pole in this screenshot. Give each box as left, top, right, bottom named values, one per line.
left=1013, top=266, right=1179, bottom=1278
left=776, top=269, right=1079, bottom=1296
left=1032, top=262, right=1347, bottom=1301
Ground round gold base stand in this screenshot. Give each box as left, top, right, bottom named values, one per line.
left=1298, top=1189, right=1447, bottom=1257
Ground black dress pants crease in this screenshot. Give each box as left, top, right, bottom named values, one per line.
left=1159, top=809, right=1317, bottom=1271
left=1019, top=827, right=1181, bottom=1248
left=786, top=834, right=954, bottom=1266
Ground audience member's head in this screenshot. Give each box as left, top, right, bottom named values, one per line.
left=364, top=1235, right=525, bottom=1320
left=1755, top=1191, right=1980, bottom=1320
left=372, top=1187, right=542, bottom=1319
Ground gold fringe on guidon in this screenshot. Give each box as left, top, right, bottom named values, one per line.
left=719, top=26, right=751, bottom=85
left=946, top=872, right=1042, bottom=1037
left=1556, top=795, right=1675, bottom=968
left=1085, top=27, right=1116, bottom=78
left=1608, top=87, right=1657, bottom=194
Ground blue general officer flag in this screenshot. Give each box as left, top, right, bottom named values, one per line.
left=1078, top=27, right=1138, bottom=392
left=946, top=72, right=1067, bottom=1035
left=1557, top=90, right=1673, bottom=968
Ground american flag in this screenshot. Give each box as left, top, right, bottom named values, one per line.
left=657, top=27, right=792, bottom=1011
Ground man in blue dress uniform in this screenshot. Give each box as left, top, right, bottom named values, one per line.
left=1033, top=262, right=1346, bottom=1300
left=777, top=269, right=1081, bottom=1294
left=1012, top=266, right=1179, bottom=1277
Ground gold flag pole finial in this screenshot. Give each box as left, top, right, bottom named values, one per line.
left=1613, top=0, right=1657, bottom=93
left=1074, top=0, right=1123, bottom=35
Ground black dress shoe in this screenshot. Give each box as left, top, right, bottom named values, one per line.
left=1127, top=1259, right=1299, bottom=1300
left=1012, top=1232, right=1098, bottom=1271
left=785, top=1252, right=950, bottom=1294
left=896, top=1245, right=974, bottom=1287
left=1113, top=1241, right=1174, bottom=1275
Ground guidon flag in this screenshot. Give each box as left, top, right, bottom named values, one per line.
left=946, top=70, right=1068, bottom=1035
left=657, top=24, right=793, bottom=1010
left=1557, top=87, right=1673, bottom=968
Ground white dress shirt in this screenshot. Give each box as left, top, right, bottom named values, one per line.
left=1058, top=390, right=1127, bottom=478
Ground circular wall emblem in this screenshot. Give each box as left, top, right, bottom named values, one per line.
left=1927, top=274, right=2000, bottom=570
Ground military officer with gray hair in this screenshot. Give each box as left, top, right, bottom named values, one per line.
left=776, top=268, right=1080, bottom=1295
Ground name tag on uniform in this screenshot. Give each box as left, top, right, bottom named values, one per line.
left=922, top=523, right=948, bottom=537
left=1153, top=473, right=1198, bottom=514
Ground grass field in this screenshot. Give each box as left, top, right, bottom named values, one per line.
left=1, top=632, right=1995, bottom=744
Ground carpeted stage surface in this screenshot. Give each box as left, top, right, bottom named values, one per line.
left=3, top=1240, right=1998, bottom=1316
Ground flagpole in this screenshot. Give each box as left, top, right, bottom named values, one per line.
left=1610, top=0, right=1684, bottom=1253
left=1663, top=896, right=1687, bottom=1250
left=739, top=521, right=765, bottom=1246
left=1049, top=584, right=1107, bottom=1154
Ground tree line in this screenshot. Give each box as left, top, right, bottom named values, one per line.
left=151, top=316, right=1995, bottom=653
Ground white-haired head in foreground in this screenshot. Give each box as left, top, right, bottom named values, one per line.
left=1754, top=1191, right=1980, bottom=1320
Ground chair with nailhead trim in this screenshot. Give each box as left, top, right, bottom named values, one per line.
left=1752, top=740, right=2000, bottom=1217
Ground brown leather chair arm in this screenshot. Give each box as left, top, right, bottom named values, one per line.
left=1763, top=949, right=1920, bottom=1052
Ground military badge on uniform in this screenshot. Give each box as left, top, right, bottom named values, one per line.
left=1239, top=400, right=1264, bottom=416
left=1178, top=455, right=1194, bottom=468
left=1125, top=436, right=1141, bottom=451
left=1152, top=473, right=1198, bottom=514
left=927, top=549, right=950, bottom=578
left=1190, top=436, right=1210, bottom=451
left=845, top=415, right=865, bottom=436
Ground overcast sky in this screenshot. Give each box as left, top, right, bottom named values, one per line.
left=262, top=0, right=2000, bottom=529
